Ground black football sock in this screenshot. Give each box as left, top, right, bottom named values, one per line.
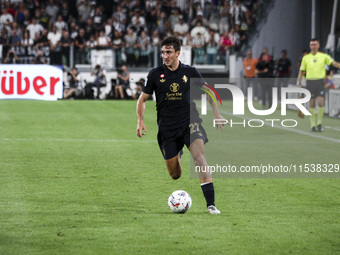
left=201, top=182, right=215, bottom=207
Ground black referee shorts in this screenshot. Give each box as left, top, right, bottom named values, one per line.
left=306, top=79, right=325, bottom=99
left=157, top=123, right=208, bottom=160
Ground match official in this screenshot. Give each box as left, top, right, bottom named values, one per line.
left=297, top=38, right=340, bottom=132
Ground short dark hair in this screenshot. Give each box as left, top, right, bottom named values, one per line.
left=161, top=37, right=181, bottom=52
left=310, top=38, right=319, bottom=42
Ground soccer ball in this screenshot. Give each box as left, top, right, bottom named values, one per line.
left=168, top=190, right=192, bottom=213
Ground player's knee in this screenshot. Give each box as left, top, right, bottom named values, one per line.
left=192, top=153, right=205, bottom=166
left=169, top=167, right=181, bottom=180
left=170, top=172, right=181, bottom=180
left=166, top=156, right=182, bottom=179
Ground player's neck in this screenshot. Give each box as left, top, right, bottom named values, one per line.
left=166, top=60, right=180, bottom=71
left=311, top=50, right=318, bottom=55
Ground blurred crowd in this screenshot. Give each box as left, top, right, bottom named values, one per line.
left=0, top=0, right=259, bottom=67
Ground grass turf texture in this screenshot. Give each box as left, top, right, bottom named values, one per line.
left=0, top=100, right=339, bottom=255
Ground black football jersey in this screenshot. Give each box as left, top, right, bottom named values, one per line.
left=143, top=62, right=204, bottom=130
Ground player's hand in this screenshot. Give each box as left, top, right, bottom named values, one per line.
left=136, top=121, right=147, bottom=137
left=214, top=113, right=229, bottom=131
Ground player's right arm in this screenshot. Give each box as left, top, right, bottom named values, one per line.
left=297, top=70, right=306, bottom=87
left=297, top=55, right=307, bottom=87
left=136, top=92, right=151, bottom=137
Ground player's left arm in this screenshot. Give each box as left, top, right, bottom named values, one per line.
left=202, top=84, right=228, bottom=131
left=332, top=61, right=340, bottom=69
left=193, top=66, right=228, bottom=130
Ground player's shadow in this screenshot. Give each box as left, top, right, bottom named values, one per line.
left=112, top=208, right=205, bottom=215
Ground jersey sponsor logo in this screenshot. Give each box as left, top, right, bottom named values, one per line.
left=166, top=83, right=182, bottom=100
left=170, top=83, right=180, bottom=92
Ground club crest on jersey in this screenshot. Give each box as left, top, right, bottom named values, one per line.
left=160, top=74, right=166, bottom=82
left=170, top=83, right=180, bottom=92
left=182, top=75, right=188, bottom=83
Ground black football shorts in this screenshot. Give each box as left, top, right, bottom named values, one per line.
left=306, top=79, right=325, bottom=99
left=157, top=123, right=208, bottom=160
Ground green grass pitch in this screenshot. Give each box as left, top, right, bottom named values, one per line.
left=0, top=100, right=339, bottom=254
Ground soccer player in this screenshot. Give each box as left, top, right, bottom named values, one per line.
left=136, top=37, right=225, bottom=214
left=297, top=38, right=340, bottom=132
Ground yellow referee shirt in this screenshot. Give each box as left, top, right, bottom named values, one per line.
left=300, top=52, right=333, bottom=79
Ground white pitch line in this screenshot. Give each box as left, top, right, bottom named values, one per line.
left=201, top=106, right=340, bottom=144
left=211, top=140, right=321, bottom=144
left=325, top=126, right=340, bottom=132
left=0, top=138, right=157, bottom=143
left=2, top=111, right=339, bottom=144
